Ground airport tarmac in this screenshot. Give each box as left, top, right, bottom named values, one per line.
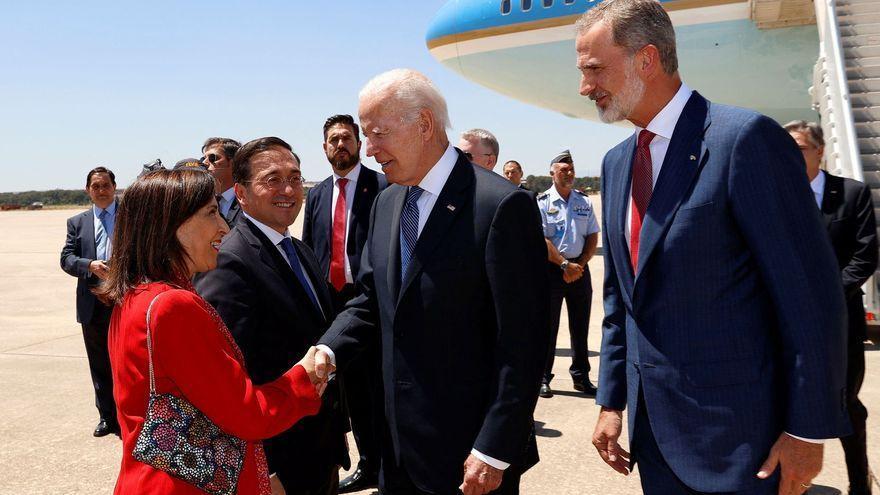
left=0, top=205, right=877, bottom=494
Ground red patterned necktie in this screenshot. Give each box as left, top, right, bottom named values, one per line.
left=630, top=130, right=656, bottom=272
left=329, top=178, right=349, bottom=291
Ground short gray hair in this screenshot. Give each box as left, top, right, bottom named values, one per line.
left=576, top=0, right=678, bottom=75
left=359, top=68, right=452, bottom=130
left=460, top=128, right=499, bottom=156
left=783, top=120, right=824, bottom=148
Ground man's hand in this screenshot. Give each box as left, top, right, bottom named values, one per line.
left=269, top=473, right=287, bottom=495
left=562, top=262, right=584, bottom=283
left=296, top=347, right=326, bottom=396
left=592, top=407, right=630, bottom=475
left=314, top=348, right=336, bottom=382
left=89, top=260, right=110, bottom=280
left=459, top=454, right=503, bottom=495
left=757, top=433, right=823, bottom=495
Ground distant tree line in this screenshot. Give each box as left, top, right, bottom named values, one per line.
left=524, top=175, right=600, bottom=193
left=0, top=189, right=91, bottom=206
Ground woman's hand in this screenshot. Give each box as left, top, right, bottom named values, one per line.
left=297, top=347, right=326, bottom=396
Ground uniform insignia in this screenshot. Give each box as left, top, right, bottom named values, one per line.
left=689, top=155, right=697, bottom=161
left=537, top=192, right=549, bottom=200
left=547, top=207, right=559, bottom=215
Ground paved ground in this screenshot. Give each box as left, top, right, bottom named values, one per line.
left=0, top=206, right=877, bottom=494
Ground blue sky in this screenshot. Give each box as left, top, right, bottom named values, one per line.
left=0, top=1, right=630, bottom=192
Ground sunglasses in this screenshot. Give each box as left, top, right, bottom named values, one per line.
left=464, top=151, right=494, bottom=161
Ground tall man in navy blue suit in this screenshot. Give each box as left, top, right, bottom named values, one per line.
left=302, top=114, right=388, bottom=493
left=311, top=69, right=549, bottom=495
left=577, top=1, right=850, bottom=493
left=60, top=167, right=119, bottom=438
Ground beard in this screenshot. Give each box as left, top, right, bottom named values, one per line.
left=329, top=147, right=360, bottom=171
left=595, top=59, right=645, bottom=123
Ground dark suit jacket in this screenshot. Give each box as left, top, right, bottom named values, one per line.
left=61, top=207, right=107, bottom=324
left=319, top=151, right=549, bottom=493
left=302, top=165, right=387, bottom=287
left=597, top=92, right=850, bottom=492
left=821, top=172, right=878, bottom=341
left=225, top=197, right=242, bottom=226
left=195, top=218, right=349, bottom=486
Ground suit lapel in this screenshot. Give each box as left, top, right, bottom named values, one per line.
left=397, top=155, right=472, bottom=305
left=634, top=92, right=711, bottom=288
left=293, top=238, right=330, bottom=323
left=387, top=186, right=407, bottom=300
left=613, top=136, right=637, bottom=291
left=349, top=169, right=372, bottom=246
left=82, top=209, right=96, bottom=259
left=820, top=173, right=842, bottom=229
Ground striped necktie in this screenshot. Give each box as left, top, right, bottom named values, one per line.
left=399, top=186, right=424, bottom=283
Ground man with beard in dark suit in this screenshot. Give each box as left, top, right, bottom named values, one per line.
left=786, top=120, right=878, bottom=495
left=311, top=69, right=550, bottom=495
left=195, top=137, right=348, bottom=495
left=302, top=114, right=388, bottom=492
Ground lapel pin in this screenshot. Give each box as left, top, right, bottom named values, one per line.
left=363, top=187, right=368, bottom=193
left=447, top=204, right=456, bottom=212
left=689, top=154, right=697, bottom=161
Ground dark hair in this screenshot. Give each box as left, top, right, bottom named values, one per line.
left=86, top=167, right=116, bottom=188
left=232, top=136, right=294, bottom=184
left=323, top=114, right=361, bottom=142
left=95, top=169, right=217, bottom=304
left=201, top=137, right=242, bottom=161
left=504, top=160, right=523, bottom=173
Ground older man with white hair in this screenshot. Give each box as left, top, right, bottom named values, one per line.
left=459, top=128, right=500, bottom=171
left=312, top=69, right=550, bottom=495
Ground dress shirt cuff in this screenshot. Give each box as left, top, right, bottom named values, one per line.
left=785, top=432, right=826, bottom=444
left=471, top=449, right=510, bottom=470
left=315, top=345, right=337, bottom=366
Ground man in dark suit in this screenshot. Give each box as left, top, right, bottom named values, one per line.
left=195, top=137, right=348, bottom=495
left=310, top=69, right=549, bottom=495
left=578, top=1, right=850, bottom=493
left=60, top=166, right=119, bottom=438
left=201, top=137, right=243, bottom=225
left=302, top=114, right=388, bottom=493
left=786, top=120, right=878, bottom=495
left=502, top=160, right=528, bottom=190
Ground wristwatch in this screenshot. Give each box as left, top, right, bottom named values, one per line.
left=560, top=260, right=570, bottom=271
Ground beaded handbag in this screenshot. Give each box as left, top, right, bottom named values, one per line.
left=132, top=293, right=247, bottom=495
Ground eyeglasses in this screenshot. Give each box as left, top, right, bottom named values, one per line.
left=244, top=175, right=305, bottom=189
left=464, top=152, right=494, bottom=161
left=203, top=153, right=220, bottom=164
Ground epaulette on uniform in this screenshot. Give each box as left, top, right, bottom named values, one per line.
left=574, top=189, right=587, bottom=196
left=537, top=192, right=549, bottom=200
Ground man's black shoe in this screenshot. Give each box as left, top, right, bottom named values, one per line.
left=573, top=379, right=598, bottom=397
left=339, top=466, right=378, bottom=494
left=93, top=419, right=120, bottom=437
left=539, top=383, right=553, bottom=398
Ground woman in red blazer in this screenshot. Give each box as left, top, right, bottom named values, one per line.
left=98, top=169, right=322, bottom=495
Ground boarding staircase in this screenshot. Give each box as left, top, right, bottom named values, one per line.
left=811, top=0, right=880, bottom=328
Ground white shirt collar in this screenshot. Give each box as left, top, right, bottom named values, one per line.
left=546, top=185, right=568, bottom=204
left=636, top=82, right=693, bottom=140
left=333, top=162, right=362, bottom=184
left=221, top=187, right=236, bottom=203
left=417, top=143, right=458, bottom=197
left=810, top=170, right=826, bottom=197
left=93, top=200, right=117, bottom=217
left=243, top=212, right=290, bottom=246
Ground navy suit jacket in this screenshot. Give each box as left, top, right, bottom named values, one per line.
left=302, top=165, right=387, bottom=285
left=60, top=208, right=105, bottom=323
left=597, top=92, right=850, bottom=492
left=194, top=219, right=350, bottom=485
left=318, top=151, right=549, bottom=493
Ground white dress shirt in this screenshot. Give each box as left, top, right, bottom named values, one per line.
left=219, top=187, right=237, bottom=218
left=243, top=212, right=325, bottom=319
left=331, top=163, right=362, bottom=284
left=319, top=144, right=510, bottom=469
left=810, top=170, right=826, bottom=208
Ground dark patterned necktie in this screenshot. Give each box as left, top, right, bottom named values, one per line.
left=399, top=186, right=424, bottom=283
left=279, top=237, right=321, bottom=314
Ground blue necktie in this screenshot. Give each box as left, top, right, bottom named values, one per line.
left=279, top=237, right=322, bottom=314
left=399, top=186, right=424, bottom=283
left=95, top=209, right=109, bottom=260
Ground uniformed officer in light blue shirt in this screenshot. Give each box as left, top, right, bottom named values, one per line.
left=536, top=149, right=600, bottom=398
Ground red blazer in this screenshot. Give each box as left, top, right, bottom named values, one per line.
left=108, top=282, right=321, bottom=495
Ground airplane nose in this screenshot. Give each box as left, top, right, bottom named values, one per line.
left=426, top=0, right=462, bottom=48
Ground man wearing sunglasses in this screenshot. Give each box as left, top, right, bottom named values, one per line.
left=458, top=128, right=499, bottom=171
left=201, top=137, right=243, bottom=225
